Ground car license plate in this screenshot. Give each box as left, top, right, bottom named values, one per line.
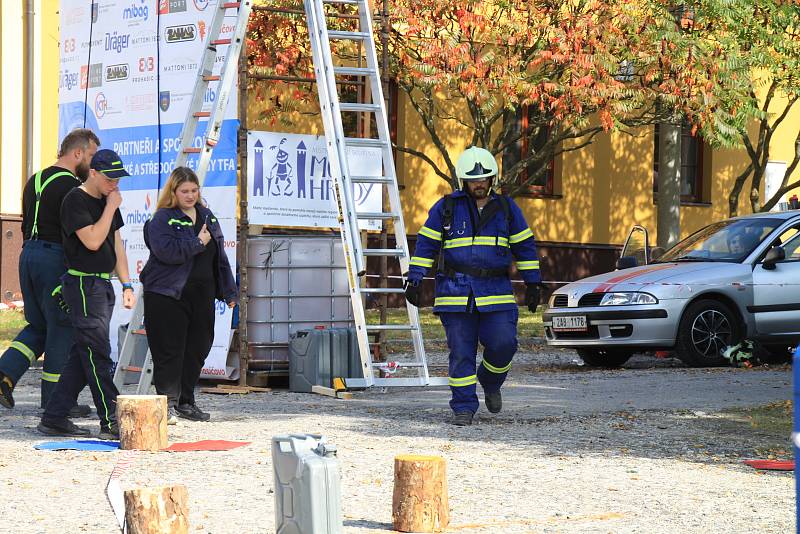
left=552, top=315, right=588, bottom=331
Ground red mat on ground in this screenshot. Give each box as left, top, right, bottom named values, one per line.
left=162, top=440, right=251, bottom=452
left=743, top=459, right=794, bottom=471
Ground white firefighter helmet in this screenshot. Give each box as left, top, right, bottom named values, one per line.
left=455, top=146, right=498, bottom=189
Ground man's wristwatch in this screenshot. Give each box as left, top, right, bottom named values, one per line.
left=122, top=282, right=134, bottom=292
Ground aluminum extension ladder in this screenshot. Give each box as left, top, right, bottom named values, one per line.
left=113, top=0, right=253, bottom=393
left=303, top=0, right=446, bottom=388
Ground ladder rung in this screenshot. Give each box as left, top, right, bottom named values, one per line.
left=183, top=147, right=202, bottom=154
left=350, top=176, right=392, bottom=184
left=339, top=102, right=380, bottom=113
left=357, top=212, right=397, bottom=220
left=345, top=137, right=388, bottom=148
left=121, top=366, right=143, bottom=372
left=333, top=66, right=375, bottom=77
left=327, top=31, right=370, bottom=41
left=193, top=111, right=211, bottom=118
left=203, top=75, right=220, bottom=82
left=366, top=324, right=416, bottom=331
left=221, top=2, right=241, bottom=8
left=361, top=249, right=405, bottom=257
left=359, top=287, right=405, bottom=294
left=211, top=39, right=232, bottom=46
left=372, top=362, right=425, bottom=368
left=345, top=378, right=447, bottom=388
left=324, top=0, right=359, bottom=4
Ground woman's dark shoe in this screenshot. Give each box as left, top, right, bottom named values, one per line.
left=176, top=403, right=210, bottom=422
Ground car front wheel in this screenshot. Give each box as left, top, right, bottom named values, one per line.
left=676, top=299, right=741, bottom=367
left=576, top=348, right=632, bottom=368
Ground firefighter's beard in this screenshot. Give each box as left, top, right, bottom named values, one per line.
left=466, top=182, right=490, bottom=200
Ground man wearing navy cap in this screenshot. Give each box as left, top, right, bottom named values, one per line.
left=38, top=149, right=136, bottom=440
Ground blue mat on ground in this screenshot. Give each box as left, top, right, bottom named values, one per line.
left=35, top=439, right=120, bottom=451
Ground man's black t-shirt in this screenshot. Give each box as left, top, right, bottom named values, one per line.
left=21, top=166, right=81, bottom=243
left=61, top=188, right=124, bottom=273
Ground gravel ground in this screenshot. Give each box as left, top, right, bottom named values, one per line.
left=0, top=348, right=793, bottom=533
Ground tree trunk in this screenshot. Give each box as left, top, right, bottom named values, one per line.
left=657, top=122, right=681, bottom=250
left=117, top=395, right=168, bottom=451
left=124, top=485, right=189, bottom=534
left=392, top=455, right=449, bottom=532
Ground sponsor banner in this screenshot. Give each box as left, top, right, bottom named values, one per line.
left=247, top=131, right=384, bottom=231
left=59, top=0, right=238, bottom=377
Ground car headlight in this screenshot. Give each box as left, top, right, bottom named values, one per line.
left=600, top=292, right=658, bottom=306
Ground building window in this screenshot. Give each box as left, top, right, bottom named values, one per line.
left=653, top=120, right=705, bottom=203
left=503, top=106, right=555, bottom=196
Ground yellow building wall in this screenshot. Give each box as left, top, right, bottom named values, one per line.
left=397, top=87, right=773, bottom=247
left=0, top=0, right=60, bottom=217
left=0, top=1, right=26, bottom=215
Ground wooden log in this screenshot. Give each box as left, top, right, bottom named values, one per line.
left=392, top=455, right=449, bottom=532
left=124, top=485, right=189, bottom=534
left=117, top=395, right=168, bottom=451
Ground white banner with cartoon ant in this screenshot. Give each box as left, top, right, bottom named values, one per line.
left=246, top=131, right=384, bottom=231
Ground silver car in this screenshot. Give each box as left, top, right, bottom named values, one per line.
left=543, top=211, right=800, bottom=367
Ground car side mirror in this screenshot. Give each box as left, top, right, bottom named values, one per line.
left=763, top=246, right=785, bottom=270
left=616, top=256, right=637, bottom=270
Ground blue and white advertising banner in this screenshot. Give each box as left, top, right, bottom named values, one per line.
left=246, top=131, right=384, bottom=231
left=59, top=0, right=239, bottom=378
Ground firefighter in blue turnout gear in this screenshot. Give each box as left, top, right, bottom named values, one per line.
left=404, top=147, right=542, bottom=426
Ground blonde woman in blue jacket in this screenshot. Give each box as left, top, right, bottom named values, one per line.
left=140, top=167, right=236, bottom=422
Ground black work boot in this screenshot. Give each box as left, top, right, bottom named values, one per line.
left=37, top=417, right=91, bottom=437
left=0, top=373, right=14, bottom=409
left=67, top=404, right=92, bottom=418
left=451, top=411, right=474, bottom=426
left=98, top=425, right=120, bottom=440
left=484, top=390, right=502, bottom=414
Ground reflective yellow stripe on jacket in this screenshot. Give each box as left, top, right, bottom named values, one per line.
left=509, top=228, right=534, bottom=244
left=443, top=237, right=510, bottom=249
left=516, top=260, right=540, bottom=271
left=475, top=294, right=516, bottom=307
left=434, top=296, right=469, bottom=307
left=418, top=226, right=442, bottom=241
left=410, top=256, right=434, bottom=268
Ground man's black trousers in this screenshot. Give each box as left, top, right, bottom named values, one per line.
left=43, top=274, right=118, bottom=431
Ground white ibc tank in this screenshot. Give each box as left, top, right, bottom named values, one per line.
left=272, top=434, right=342, bottom=534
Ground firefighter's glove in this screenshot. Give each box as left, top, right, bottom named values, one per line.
left=403, top=274, right=421, bottom=307
left=524, top=283, right=541, bottom=313
left=52, top=285, right=70, bottom=315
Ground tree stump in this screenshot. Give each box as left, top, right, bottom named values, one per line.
left=392, top=455, right=449, bottom=532
left=124, top=485, right=189, bottom=534
left=117, top=395, right=168, bottom=451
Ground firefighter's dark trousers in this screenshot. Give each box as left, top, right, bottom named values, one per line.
left=43, top=273, right=118, bottom=432
left=0, top=240, right=73, bottom=407
left=440, top=308, right=518, bottom=414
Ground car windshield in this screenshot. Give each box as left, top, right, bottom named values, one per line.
left=656, top=218, right=782, bottom=263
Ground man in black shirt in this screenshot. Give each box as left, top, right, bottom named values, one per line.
left=0, top=129, right=99, bottom=411
left=38, top=149, right=136, bottom=439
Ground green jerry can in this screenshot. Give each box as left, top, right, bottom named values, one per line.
left=272, top=434, right=342, bottom=534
